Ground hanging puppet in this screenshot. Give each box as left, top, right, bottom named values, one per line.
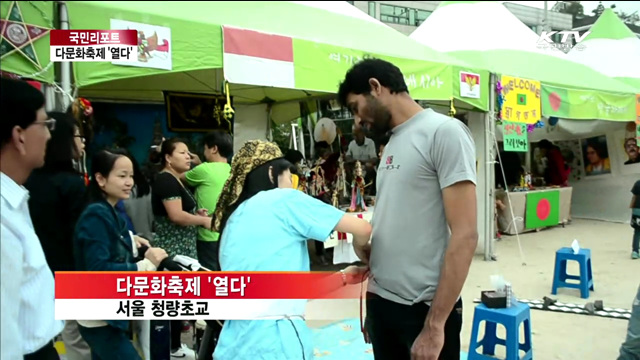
left=335, top=153, right=348, bottom=198
left=347, top=161, right=367, bottom=213
left=69, top=97, right=94, bottom=186
left=332, top=188, right=340, bottom=208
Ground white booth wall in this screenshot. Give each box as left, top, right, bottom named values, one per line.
left=496, top=120, right=640, bottom=224
left=232, top=104, right=271, bottom=151
left=570, top=129, right=639, bottom=223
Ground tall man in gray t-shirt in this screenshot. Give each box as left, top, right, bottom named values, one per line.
left=338, top=59, right=478, bottom=360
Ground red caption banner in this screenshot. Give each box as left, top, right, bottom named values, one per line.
left=55, top=272, right=367, bottom=300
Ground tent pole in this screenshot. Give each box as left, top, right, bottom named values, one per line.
left=485, top=74, right=497, bottom=261
left=59, top=2, right=72, bottom=111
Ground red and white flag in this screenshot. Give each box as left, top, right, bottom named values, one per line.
left=50, top=29, right=138, bottom=62
left=223, top=26, right=295, bottom=89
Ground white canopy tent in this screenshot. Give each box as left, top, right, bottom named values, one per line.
left=409, top=1, right=639, bottom=254
left=566, top=8, right=640, bottom=91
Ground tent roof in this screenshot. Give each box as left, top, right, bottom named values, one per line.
left=409, top=1, right=637, bottom=121
left=68, top=1, right=487, bottom=111
left=566, top=8, right=640, bottom=91
left=415, top=1, right=565, bottom=56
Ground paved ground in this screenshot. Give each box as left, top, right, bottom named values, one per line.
left=306, top=219, right=638, bottom=360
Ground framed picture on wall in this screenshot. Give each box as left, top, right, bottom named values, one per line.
left=581, top=135, right=611, bottom=176
left=614, top=130, right=640, bottom=175
left=164, top=91, right=234, bottom=133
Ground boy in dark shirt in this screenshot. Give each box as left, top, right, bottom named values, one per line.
left=630, top=180, right=640, bottom=259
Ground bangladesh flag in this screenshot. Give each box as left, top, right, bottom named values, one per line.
left=542, top=86, right=569, bottom=118
left=517, top=94, right=527, bottom=105
left=525, top=191, right=560, bottom=229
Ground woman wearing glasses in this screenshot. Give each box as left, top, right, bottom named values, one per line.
left=24, top=112, right=92, bottom=360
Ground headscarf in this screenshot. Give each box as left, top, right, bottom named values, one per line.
left=212, top=140, right=283, bottom=232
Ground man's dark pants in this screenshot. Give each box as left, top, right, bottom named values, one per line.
left=196, top=239, right=224, bottom=360
left=365, top=293, right=463, bottom=360
left=197, top=240, right=221, bottom=271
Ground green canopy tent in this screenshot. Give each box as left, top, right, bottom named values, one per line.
left=410, top=1, right=638, bottom=122
left=65, top=0, right=490, bottom=125
left=1, top=1, right=55, bottom=83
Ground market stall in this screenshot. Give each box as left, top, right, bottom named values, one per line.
left=410, top=1, right=639, bottom=251
left=497, top=187, right=573, bottom=235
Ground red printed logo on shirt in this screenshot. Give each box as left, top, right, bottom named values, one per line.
left=386, top=156, right=393, bottom=165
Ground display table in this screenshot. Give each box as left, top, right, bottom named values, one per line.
left=497, top=187, right=572, bottom=235
left=324, top=206, right=374, bottom=249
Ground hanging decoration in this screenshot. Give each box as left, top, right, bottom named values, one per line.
left=448, top=97, right=456, bottom=117
left=0, top=1, right=52, bottom=70
left=526, top=120, right=545, bottom=133
left=223, top=81, right=234, bottom=134
left=71, top=97, right=95, bottom=144
left=496, top=80, right=504, bottom=125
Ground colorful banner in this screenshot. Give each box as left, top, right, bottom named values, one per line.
left=221, top=26, right=489, bottom=111
left=525, top=190, right=560, bottom=229
left=541, top=85, right=636, bottom=122
left=111, top=19, right=172, bottom=70
left=459, top=71, right=481, bottom=99
left=502, top=121, right=528, bottom=152
left=293, top=39, right=453, bottom=101
left=55, top=272, right=366, bottom=320
left=500, top=75, right=541, bottom=124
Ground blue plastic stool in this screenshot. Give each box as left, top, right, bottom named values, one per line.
left=551, top=247, right=594, bottom=299
left=468, top=302, right=533, bottom=360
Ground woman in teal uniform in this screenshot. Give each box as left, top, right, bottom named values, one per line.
left=211, top=140, right=372, bottom=360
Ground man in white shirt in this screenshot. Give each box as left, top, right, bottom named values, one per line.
left=1, top=77, right=63, bottom=360
left=346, top=126, right=379, bottom=195
left=346, top=125, right=378, bottom=166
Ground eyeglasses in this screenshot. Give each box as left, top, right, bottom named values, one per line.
left=32, top=118, right=56, bottom=131
left=74, top=134, right=86, bottom=143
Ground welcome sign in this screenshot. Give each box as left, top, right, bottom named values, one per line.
left=501, top=75, right=542, bottom=125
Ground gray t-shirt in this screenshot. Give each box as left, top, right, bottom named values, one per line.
left=368, top=108, right=477, bottom=305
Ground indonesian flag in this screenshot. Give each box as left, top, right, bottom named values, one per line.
left=223, top=26, right=295, bottom=89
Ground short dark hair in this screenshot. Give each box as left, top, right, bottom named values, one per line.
left=337, top=58, right=408, bottom=107
left=315, top=141, right=331, bottom=151
left=160, top=137, right=187, bottom=166
left=42, top=112, right=78, bottom=173
left=538, top=139, right=554, bottom=150
left=284, top=149, right=304, bottom=164
left=1, top=77, right=46, bottom=145
left=203, top=130, right=233, bottom=158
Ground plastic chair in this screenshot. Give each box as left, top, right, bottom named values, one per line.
left=468, top=302, right=533, bottom=360
left=551, top=247, right=594, bottom=299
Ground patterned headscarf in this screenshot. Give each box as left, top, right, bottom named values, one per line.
left=212, top=139, right=283, bottom=232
